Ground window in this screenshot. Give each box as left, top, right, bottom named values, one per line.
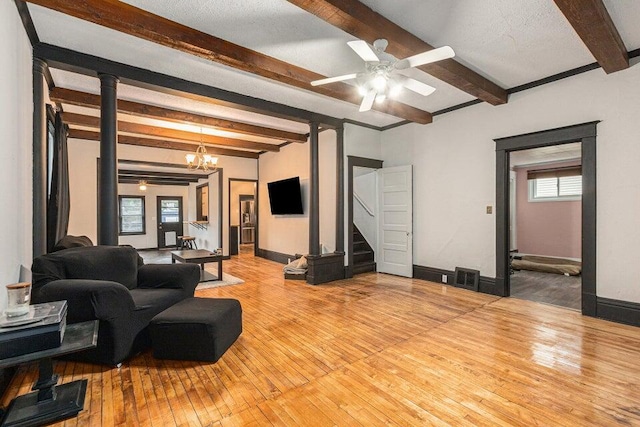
left=159, top=199, right=180, bottom=223
left=529, top=175, right=582, bottom=201
left=119, top=196, right=146, bottom=235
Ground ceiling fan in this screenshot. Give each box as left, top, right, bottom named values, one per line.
left=311, top=39, right=455, bottom=112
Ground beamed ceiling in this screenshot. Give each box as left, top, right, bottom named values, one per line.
left=18, top=0, right=640, bottom=162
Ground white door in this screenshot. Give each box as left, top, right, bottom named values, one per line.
left=376, top=165, right=413, bottom=277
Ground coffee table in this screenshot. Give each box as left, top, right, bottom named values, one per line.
left=0, top=320, right=98, bottom=427
left=171, top=249, right=224, bottom=282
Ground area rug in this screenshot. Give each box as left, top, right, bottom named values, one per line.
left=196, top=272, right=244, bottom=290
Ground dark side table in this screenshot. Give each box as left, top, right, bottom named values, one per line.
left=0, top=320, right=98, bottom=427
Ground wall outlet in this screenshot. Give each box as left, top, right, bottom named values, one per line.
left=486, top=206, right=493, bottom=214
left=442, top=274, right=448, bottom=283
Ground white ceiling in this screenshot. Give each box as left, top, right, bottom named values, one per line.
left=28, top=0, right=640, bottom=129
left=510, top=142, right=581, bottom=167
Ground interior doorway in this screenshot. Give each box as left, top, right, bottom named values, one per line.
left=495, top=122, right=598, bottom=316
left=239, top=195, right=255, bottom=245
left=347, top=156, right=383, bottom=277
left=156, top=196, right=183, bottom=248
left=508, top=143, right=582, bottom=310
left=228, top=179, right=257, bottom=257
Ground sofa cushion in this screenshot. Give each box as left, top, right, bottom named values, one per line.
left=129, top=288, right=185, bottom=324
left=32, top=246, right=140, bottom=293
left=51, top=235, right=93, bottom=252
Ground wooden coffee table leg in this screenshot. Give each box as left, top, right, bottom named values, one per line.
left=218, top=260, right=222, bottom=281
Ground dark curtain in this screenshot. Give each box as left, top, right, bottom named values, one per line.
left=47, top=111, right=70, bottom=252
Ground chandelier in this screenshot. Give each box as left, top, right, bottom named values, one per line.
left=186, top=128, right=218, bottom=171
left=138, top=180, right=147, bottom=191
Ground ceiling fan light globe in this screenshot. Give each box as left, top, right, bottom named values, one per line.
left=372, top=75, right=387, bottom=91
left=357, top=85, right=368, bottom=96
left=375, top=94, right=387, bottom=104
left=389, top=84, right=403, bottom=98
left=373, top=39, right=389, bottom=52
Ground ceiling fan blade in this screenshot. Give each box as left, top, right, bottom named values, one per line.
left=347, top=40, right=380, bottom=62
left=311, top=73, right=358, bottom=86
left=395, top=46, right=455, bottom=70
left=359, top=89, right=377, bottom=112
left=399, top=76, right=436, bottom=96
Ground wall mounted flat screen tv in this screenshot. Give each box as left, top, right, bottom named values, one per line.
left=267, top=177, right=303, bottom=215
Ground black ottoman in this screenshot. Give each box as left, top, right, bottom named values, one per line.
left=150, top=297, right=242, bottom=362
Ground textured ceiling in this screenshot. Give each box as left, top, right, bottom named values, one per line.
left=28, top=0, right=640, bottom=128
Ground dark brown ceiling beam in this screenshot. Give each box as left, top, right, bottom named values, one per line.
left=120, top=175, right=196, bottom=183
left=118, top=177, right=191, bottom=186
left=118, top=169, right=206, bottom=181
left=61, top=112, right=278, bottom=152
left=287, top=0, right=508, bottom=106
left=50, top=87, right=307, bottom=142
left=68, top=129, right=260, bottom=159
left=553, top=0, right=628, bottom=73
left=23, top=0, right=432, bottom=124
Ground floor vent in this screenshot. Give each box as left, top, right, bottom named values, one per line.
left=453, top=267, right=480, bottom=291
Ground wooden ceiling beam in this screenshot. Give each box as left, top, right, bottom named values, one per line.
left=23, top=0, right=432, bottom=124
left=118, top=169, right=207, bottom=181
left=287, top=0, right=508, bottom=106
left=50, top=87, right=307, bottom=142
left=61, top=112, right=278, bottom=152
left=67, top=129, right=260, bottom=159
left=118, top=177, right=190, bottom=186
left=553, top=0, right=628, bottom=73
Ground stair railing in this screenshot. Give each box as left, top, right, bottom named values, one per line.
left=353, top=191, right=374, bottom=217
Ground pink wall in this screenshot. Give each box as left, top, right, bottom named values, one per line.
left=514, top=160, right=581, bottom=259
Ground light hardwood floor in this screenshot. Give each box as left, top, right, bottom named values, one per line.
left=3, top=252, right=640, bottom=426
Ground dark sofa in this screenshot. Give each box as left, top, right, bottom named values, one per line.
left=31, top=246, right=200, bottom=365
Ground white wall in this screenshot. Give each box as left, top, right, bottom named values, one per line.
left=67, top=139, right=99, bottom=242
left=259, top=129, right=337, bottom=257
left=67, top=137, right=257, bottom=254
left=382, top=62, right=640, bottom=303
left=259, top=141, right=310, bottom=256
left=319, top=130, right=337, bottom=253
left=0, top=2, right=33, bottom=310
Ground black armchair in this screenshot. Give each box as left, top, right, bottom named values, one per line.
left=31, top=246, right=200, bottom=365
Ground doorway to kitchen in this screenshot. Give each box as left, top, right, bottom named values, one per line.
left=229, top=179, right=258, bottom=258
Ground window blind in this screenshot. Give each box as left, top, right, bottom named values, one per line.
left=527, top=165, right=581, bottom=180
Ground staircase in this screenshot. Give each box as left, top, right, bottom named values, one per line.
left=353, top=225, right=376, bottom=274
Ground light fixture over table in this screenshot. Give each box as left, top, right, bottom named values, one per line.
left=186, top=128, right=218, bottom=171
left=138, top=180, right=147, bottom=191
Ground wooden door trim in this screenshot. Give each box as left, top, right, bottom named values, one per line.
left=494, top=121, right=598, bottom=317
